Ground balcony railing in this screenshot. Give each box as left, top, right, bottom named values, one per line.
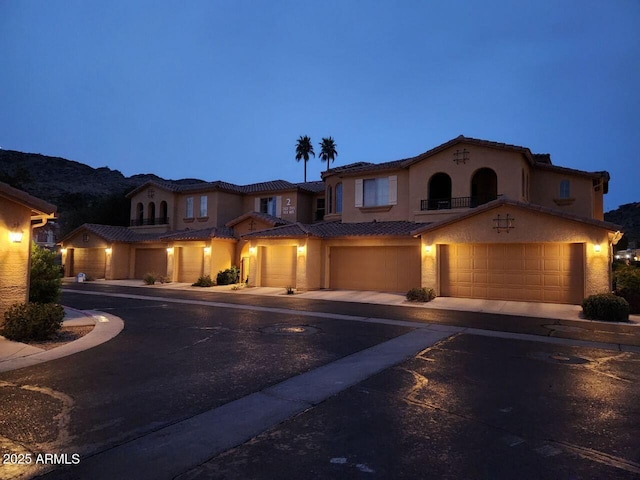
left=420, top=195, right=498, bottom=211
left=130, top=217, right=170, bottom=227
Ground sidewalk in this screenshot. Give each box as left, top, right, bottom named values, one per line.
left=0, top=307, right=124, bottom=373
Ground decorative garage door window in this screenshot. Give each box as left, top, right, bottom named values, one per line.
left=493, top=214, right=515, bottom=233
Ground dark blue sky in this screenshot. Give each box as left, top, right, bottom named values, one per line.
left=1, top=1, right=638, bottom=211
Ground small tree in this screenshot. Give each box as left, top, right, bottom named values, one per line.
left=29, top=243, right=62, bottom=304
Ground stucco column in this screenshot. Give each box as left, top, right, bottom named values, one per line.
left=166, top=247, right=176, bottom=282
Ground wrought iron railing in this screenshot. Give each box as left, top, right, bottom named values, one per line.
left=420, top=195, right=498, bottom=211
left=130, top=217, right=170, bottom=226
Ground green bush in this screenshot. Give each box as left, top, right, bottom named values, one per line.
left=406, top=287, right=436, bottom=302
left=143, top=273, right=157, bottom=285
left=582, top=293, right=629, bottom=322
left=30, top=243, right=62, bottom=303
left=216, top=266, right=240, bottom=285
left=1, top=303, right=65, bottom=341
left=614, top=266, right=640, bottom=314
left=192, top=275, right=214, bottom=287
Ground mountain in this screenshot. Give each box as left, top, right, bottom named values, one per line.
left=605, top=202, right=640, bottom=250
left=0, top=149, right=204, bottom=236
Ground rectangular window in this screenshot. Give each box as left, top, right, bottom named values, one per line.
left=199, top=195, right=208, bottom=217
left=559, top=180, right=570, bottom=198
left=259, top=197, right=276, bottom=216
left=363, top=178, right=389, bottom=206
left=185, top=197, right=194, bottom=218
left=336, top=183, right=343, bottom=213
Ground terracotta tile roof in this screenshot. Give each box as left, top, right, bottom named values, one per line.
left=61, top=224, right=165, bottom=243
left=295, top=181, right=326, bottom=193
left=242, top=221, right=430, bottom=239
left=411, top=197, right=622, bottom=236
left=0, top=181, right=57, bottom=215
left=241, top=180, right=297, bottom=193
left=160, top=226, right=236, bottom=241
left=226, top=211, right=292, bottom=228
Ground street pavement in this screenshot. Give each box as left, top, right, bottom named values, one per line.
left=0, top=282, right=639, bottom=479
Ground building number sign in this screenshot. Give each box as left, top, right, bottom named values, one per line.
left=282, top=197, right=296, bottom=215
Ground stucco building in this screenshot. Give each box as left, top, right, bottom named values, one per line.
left=60, top=136, right=622, bottom=304
left=0, top=182, right=57, bottom=317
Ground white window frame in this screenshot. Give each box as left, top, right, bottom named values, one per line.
left=199, top=195, right=208, bottom=217
left=355, top=175, right=397, bottom=207
left=559, top=179, right=570, bottom=199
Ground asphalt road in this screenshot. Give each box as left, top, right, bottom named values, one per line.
left=0, top=284, right=638, bottom=479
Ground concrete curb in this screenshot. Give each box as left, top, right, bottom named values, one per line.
left=0, top=311, right=124, bottom=373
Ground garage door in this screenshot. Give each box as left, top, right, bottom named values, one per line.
left=441, top=243, right=584, bottom=304
left=71, top=248, right=106, bottom=279
left=261, top=246, right=296, bottom=287
left=330, top=246, right=421, bottom=293
left=178, top=247, right=203, bottom=283
left=134, top=249, right=167, bottom=279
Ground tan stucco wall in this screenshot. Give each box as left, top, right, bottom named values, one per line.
left=295, top=238, right=322, bottom=290
left=129, top=187, right=176, bottom=229
left=107, top=243, right=131, bottom=280
left=233, top=218, right=275, bottom=237
left=208, top=239, right=237, bottom=278
left=419, top=204, right=614, bottom=299
left=0, top=200, right=32, bottom=317
left=530, top=169, right=597, bottom=219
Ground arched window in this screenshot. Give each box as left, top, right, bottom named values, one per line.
left=427, top=173, right=452, bottom=210
left=148, top=202, right=156, bottom=225
left=327, top=186, right=333, bottom=214
left=160, top=201, right=168, bottom=224
left=335, top=183, right=343, bottom=213
left=136, top=203, right=144, bottom=225
left=471, top=168, right=498, bottom=206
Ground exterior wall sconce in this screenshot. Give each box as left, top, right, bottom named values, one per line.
left=60, top=248, right=67, bottom=255
left=9, top=223, right=23, bottom=243
left=9, top=230, right=23, bottom=243
left=593, top=244, right=602, bottom=253
left=297, top=245, right=306, bottom=254
left=166, top=247, right=174, bottom=254
left=424, top=245, right=432, bottom=253
left=249, top=246, right=257, bottom=255
left=105, top=247, right=112, bottom=255
left=204, top=247, right=211, bottom=255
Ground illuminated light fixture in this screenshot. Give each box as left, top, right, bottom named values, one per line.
left=249, top=246, right=257, bottom=254
left=424, top=245, right=432, bottom=253
left=60, top=248, right=67, bottom=254
left=166, top=247, right=174, bottom=254
left=615, top=254, right=621, bottom=259
left=297, top=245, right=305, bottom=253
left=204, top=247, right=211, bottom=254
left=593, top=244, right=601, bottom=253
left=9, top=230, right=23, bottom=243
left=105, top=247, right=112, bottom=254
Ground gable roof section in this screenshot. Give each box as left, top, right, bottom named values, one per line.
left=411, top=197, right=622, bottom=236
left=295, top=180, right=325, bottom=193
left=241, top=221, right=430, bottom=240
left=226, top=211, right=292, bottom=228
left=60, top=223, right=166, bottom=243
left=160, top=226, right=236, bottom=241
left=0, top=181, right=57, bottom=215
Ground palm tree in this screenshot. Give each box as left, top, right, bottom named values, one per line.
left=295, top=135, right=315, bottom=182
left=319, top=136, right=338, bottom=172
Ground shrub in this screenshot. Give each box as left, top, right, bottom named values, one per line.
left=1, top=303, right=65, bottom=341
left=30, top=243, right=62, bottom=303
left=143, top=273, right=156, bottom=285
left=406, top=287, right=436, bottom=302
left=216, top=266, right=240, bottom=285
left=614, top=266, right=640, bottom=314
left=285, top=286, right=295, bottom=295
left=582, top=293, right=629, bottom=322
left=192, top=275, right=214, bottom=287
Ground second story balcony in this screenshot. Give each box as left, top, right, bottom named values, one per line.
left=420, top=195, right=499, bottom=211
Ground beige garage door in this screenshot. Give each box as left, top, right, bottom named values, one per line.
left=134, top=249, right=167, bottom=279
left=441, top=243, right=584, bottom=304
left=71, top=248, right=106, bottom=279
left=330, top=246, right=421, bottom=293
left=261, top=246, right=296, bottom=287
left=178, top=247, right=203, bottom=283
